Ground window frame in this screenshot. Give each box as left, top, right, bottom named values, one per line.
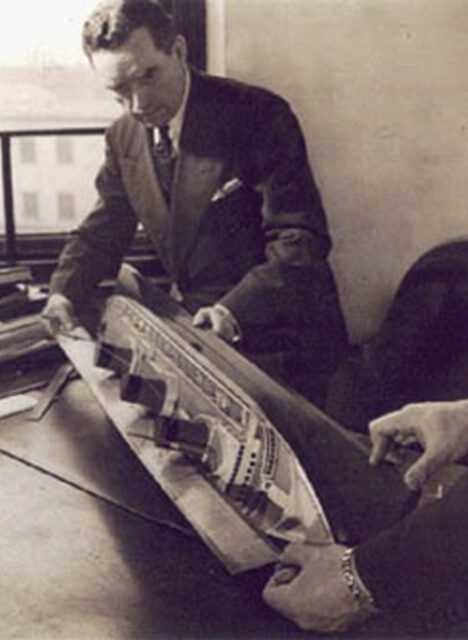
left=0, top=127, right=162, bottom=283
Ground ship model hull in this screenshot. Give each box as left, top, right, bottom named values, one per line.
left=58, top=265, right=415, bottom=572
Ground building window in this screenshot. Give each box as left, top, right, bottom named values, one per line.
left=22, top=191, right=39, bottom=219
left=56, top=137, right=74, bottom=164
left=19, top=139, right=36, bottom=164
left=57, top=192, right=76, bottom=221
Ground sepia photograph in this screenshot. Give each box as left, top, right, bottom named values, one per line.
left=0, top=0, right=467, bottom=637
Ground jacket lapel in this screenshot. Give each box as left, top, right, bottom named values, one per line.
left=169, top=150, right=224, bottom=279
left=119, top=124, right=175, bottom=276
left=119, top=70, right=231, bottom=281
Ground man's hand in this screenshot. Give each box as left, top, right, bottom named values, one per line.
left=263, top=543, right=370, bottom=633
left=41, top=293, right=77, bottom=335
left=369, top=401, right=468, bottom=490
left=192, top=304, right=240, bottom=343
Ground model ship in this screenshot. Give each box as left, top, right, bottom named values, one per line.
left=58, top=265, right=415, bottom=572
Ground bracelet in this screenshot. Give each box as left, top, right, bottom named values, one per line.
left=340, top=547, right=377, bottom=612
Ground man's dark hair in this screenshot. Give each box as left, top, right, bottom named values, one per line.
left=82, top=0, right=176, bottom=60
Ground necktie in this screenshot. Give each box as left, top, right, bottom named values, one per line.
left=152, top=125, right=175, bottom=201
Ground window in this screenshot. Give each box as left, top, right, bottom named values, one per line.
left=9, top=133, right=105, bottom=235
left=0, top=0, right=206, bottom=271
left=19, top=139, right=36, bottom=164
left=56, top=138, right=74, bottom=165
left=57, top=192, right=76, bottom=222
left=22, top=191, right=39, bottom=220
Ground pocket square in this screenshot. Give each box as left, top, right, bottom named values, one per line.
left=211, top=177, right=243, bottom=202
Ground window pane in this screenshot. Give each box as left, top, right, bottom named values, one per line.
left=11, top=134, right=105, bottom=233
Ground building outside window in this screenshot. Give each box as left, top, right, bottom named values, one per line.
left=19, top=139, right=36, bottom=164
left=56, top=137, right=74, bottom=165
left=22, top=191, right=39, bottom=220
left=57, top=192, right=76, bottom=222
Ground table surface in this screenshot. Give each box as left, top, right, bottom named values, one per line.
left=0, top=379, right=411, bottom=639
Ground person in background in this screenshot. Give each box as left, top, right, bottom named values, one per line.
left=264, top=241, right=468, bottom=633
left=42, top=0, right=347, bottom=406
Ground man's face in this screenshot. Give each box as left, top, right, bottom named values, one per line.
left=92, top=26, right=187, bottom=127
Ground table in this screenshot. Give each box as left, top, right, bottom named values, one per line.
left=0, top=378, right=426, bottom=638
left=0, top=379, right=299, bottom=638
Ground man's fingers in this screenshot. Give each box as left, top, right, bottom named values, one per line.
left=42, top=310, right=76, bottom=335
left=263, top=577, right=284, bottom=608
left=368, top=402, right=466, bottom=487
left=192, top=306, right=237, bottom=342
left=58, top=310, right=76, bottom=332
left=369, top=410, right=417, bottom=466
left=368, top=416, right=401, bottom=466
left=264, top=558, right=301, bottom=605
left=280, top=541, right=328, bottom=565
left=404, top=447, right=448, bottom=490
left=211, top=310, right=223, bottom=334
left=270, top=564, right=301, bottom=586
left=192, top=308, right=211, bottom=327
left=41, top=294, right=77, bottom=336
left=369, top=431, right=391, bottom=466
left=41, top=313, right=58, bottom=336
left=192, top=307, right=224, bottom=334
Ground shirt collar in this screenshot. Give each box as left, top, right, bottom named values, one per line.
left=154, top=68, right=190, bottom=155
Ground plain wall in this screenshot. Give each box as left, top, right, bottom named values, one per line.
left=218, top=0, right=468, bottom=341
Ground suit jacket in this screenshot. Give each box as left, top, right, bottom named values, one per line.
left=50, top=69, right=347, bottom=389
left=355, top=470, right=468, bottom=632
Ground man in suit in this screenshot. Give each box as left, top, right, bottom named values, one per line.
left=43, top=0, right=347, bottom=405
left=264, top=241, right=468, bottom=633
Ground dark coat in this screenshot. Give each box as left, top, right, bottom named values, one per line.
left=328, top=240, right=468, bottom=631
left=50, top=69, right=347, bottom=399
left=356, top=469, right=468, bottom=632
